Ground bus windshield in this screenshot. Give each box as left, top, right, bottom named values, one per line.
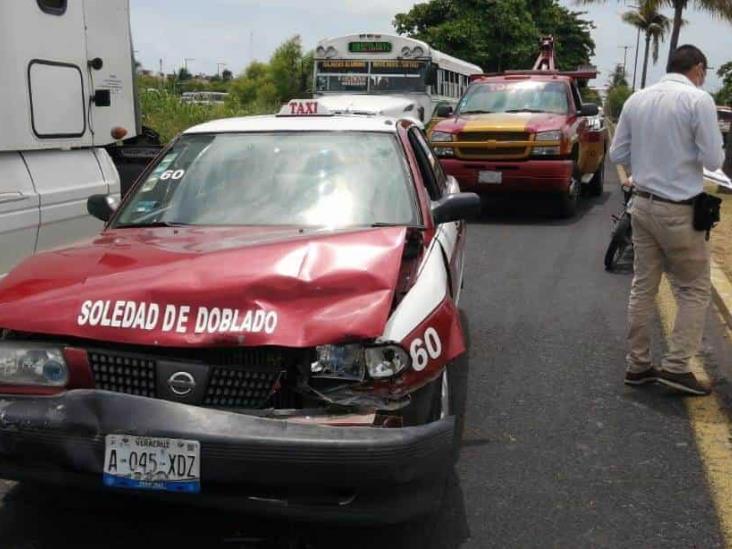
left=315, top=60, right=428, bottom=94
left=457, top=81, right=570, bottom=115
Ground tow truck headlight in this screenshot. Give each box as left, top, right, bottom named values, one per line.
left=431, top=132, right=455, bottom=157
left=311, top=343, right=410, bottom=380
left=533, top=130, right=562, bottom=156
left=0, top=343, right=68, bottom=387
left=430, top=131, right=454, bottom=142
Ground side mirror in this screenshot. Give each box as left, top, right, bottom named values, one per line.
left=579, top=103, right=599, bottom=117
left=87, top=194, right=119, bottom=222
left=435, top=104, right=453, bottom=118
left=431, top=192, right=482, bottom=224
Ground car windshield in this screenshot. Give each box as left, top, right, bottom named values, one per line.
left=457, top=81, right=570, bottom=115
left=113, top=132, right=419, bottom=229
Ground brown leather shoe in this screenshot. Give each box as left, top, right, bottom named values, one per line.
left=657, top=370, right=711, bottom=396
left=624, top=367, right=659, bottom=386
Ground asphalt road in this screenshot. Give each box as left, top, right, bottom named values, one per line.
left=1, top=164, right=729, bottom=548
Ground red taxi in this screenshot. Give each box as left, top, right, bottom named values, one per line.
left=0, top=100, right=479, bottom=522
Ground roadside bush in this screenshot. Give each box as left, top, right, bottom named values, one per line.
left=139, top=91, right=258, bottom=143
left=606, top=85, right=632, bottom=120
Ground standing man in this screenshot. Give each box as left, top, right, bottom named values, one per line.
left=610, top=45, right=725, bottom=395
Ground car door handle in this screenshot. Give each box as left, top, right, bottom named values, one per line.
left=0, top=192, right=25, bottom=204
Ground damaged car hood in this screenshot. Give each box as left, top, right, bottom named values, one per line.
left=0, top=226, right=407, bottom=347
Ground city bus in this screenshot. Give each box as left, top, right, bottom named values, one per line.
left=313, top=33, right=482, bottom=123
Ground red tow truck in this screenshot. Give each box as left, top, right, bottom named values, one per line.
left=429, top=37, right=608, bottom=217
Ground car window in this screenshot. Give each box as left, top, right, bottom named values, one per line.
left=409, top=128, right=446, bottom=200
left=570, top=83, right=583, bottom=113
left=115, top=132, right=419, bottom=229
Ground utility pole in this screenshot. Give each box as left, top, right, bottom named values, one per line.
left=159, top=58, right=164, bottom=90
left=619, top=45, right=631, bottom=81
left=631, top=28, right=641, bottom=90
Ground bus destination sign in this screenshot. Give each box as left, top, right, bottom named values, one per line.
left=348, top=41, right=393, bottom=54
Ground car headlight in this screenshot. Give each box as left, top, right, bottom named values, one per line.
left=311, top=343, right=410, bottom=380
left=430, top=131, right=454, bottom=142
left=364, top=345, right=410, bottom=379
left=0, top=343, right=68, bottom=387
left=535, top=130, right=562, bottom=142
left=311, top=344, right=365, bottom=381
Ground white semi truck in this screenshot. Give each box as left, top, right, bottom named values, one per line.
left=0, top=0, right=139, bottom=275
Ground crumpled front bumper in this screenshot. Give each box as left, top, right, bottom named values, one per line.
left=0, top=390, right=454, bottom=521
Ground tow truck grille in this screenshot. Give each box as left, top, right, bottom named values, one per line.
left=456, top=131, right=532, bottom=159
left=458, top=131, right=530, bottom=142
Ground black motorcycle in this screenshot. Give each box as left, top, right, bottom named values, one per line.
left=604, top=184, right=634, bottom=272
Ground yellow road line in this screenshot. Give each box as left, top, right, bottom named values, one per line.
left=658, top=278, right=732, bottom=547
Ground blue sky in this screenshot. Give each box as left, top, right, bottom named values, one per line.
left=129, top=0, right=731, bottom=91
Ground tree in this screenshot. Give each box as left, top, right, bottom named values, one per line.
left=222, top=69, right=233, bottom=81
left=177, top=67, right=192, bottom=81
left=607, top=85, right=633, bottom=119
left=621, top=2, right=671, bottom=88
left=394, top=0, right=594, bottom=73
left=716, top=61, right=732, bottom=105
left=609, top=63, right=629, bottom=88
left=529, top=0, right=597, bottom=71
left=270, top=35, right=310, bottom=102
left=576, top=0, right=732, bottom=69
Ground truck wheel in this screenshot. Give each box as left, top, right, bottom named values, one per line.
left=587, top=160, right=605, bottom=197
left=557, top=175, right=580, bottom=218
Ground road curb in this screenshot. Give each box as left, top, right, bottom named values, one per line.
left=712, top=262, right=732, bottom=331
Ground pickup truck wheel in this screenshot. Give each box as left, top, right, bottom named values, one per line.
left=557, top=174, right=580, bottom=218
left=588, top=160, right=605, bottom=197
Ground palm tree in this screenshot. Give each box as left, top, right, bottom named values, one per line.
left=576, top=0, right=732, bottom=69
left=622, top=3, right=672, bottom=88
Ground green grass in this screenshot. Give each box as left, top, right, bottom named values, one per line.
left=139, top=91, right=272, bottom=143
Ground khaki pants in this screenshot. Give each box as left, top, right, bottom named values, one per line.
left=627, top=195, right=711, bottom=374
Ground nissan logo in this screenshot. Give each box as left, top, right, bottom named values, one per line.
left=168, top=371, right=196, bottom=396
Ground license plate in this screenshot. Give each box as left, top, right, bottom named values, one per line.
left=479, top=170, right=502, bottom=184
left=103, top=434, right=201, bottom=493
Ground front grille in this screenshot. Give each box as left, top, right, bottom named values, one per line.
left=458, top=131, right=530, bottom=142
left=87, top=347, right=291, bottom=408
left=88, top=352, right=157, bottom=397
left=204, top=368, right=281, bottom=408
left=456, top=131, right=531, bottom=159
left=460, top=147, right=527, bottom=157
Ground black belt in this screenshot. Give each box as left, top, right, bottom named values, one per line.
left=634, top=190, right=694, bottom=205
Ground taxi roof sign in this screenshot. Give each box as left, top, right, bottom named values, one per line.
left=277, top=100, right=333, bottom=117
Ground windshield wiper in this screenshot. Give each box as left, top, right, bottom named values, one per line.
left=369, top=222, right=426, bottom=229
left=460, top=110, right=494, bottom=114
left=504, top=109, right=547, bottom=114
left=114, top=221, right=191, bottom=229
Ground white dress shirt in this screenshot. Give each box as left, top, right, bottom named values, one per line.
left=610, top=73, right=725, bottom=201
